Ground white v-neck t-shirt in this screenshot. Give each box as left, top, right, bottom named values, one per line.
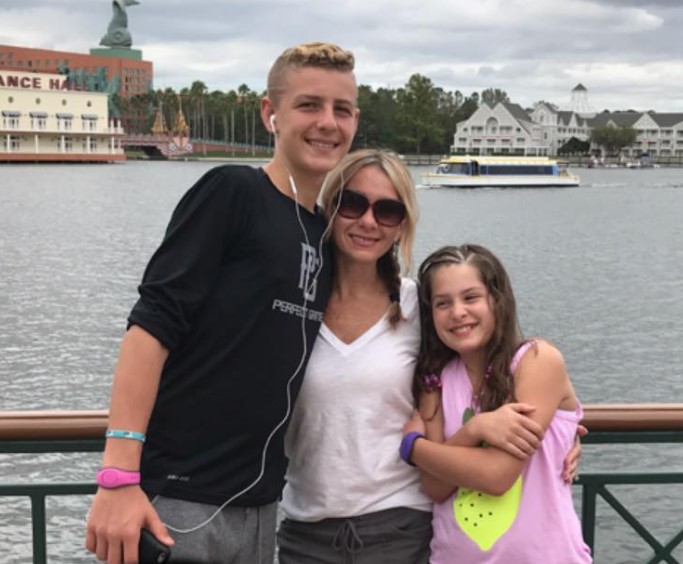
left=280, top=278, right=431, bottom=521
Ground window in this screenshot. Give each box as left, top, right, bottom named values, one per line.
left=481, top=165, right=555, bottom=176
left=2, top=110, right=20, bottom=129
left=30, top=112, right=48, bottom=130
left=485, top=117, right=499, bottom=135
left=2, top=135, right=20, bottom=151
left=57, top=113, right=73, bottom=131
left=64, top=137, right=73, bottom=152
left=82, top=115, right=98, bottom=131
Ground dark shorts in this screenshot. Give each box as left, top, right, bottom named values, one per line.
left=277, top=506, right=432, bottom=564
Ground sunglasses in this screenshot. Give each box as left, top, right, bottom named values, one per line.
left=336, top=189, right=407, bottom=227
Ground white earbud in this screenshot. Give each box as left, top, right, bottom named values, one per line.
left=269, top=114, right=277, bottom=133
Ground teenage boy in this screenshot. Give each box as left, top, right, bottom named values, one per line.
left=85, top=42, right=360, bottom=564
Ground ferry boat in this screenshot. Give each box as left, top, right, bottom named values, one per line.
left=421, top=155, right=580, bottom=188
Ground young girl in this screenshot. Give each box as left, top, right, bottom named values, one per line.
left=401, top=244, right=592, bottom=563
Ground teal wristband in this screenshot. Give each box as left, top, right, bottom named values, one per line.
left=105, top=429, right=146, bottom=443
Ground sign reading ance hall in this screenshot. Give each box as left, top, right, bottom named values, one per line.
left=0, top=72, right=72, bottom=91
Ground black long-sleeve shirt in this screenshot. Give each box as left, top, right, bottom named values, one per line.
left=128, top=165, right=332, bottom=506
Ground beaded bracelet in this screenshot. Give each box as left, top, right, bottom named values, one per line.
left=105, top=429, right=146, bottom=443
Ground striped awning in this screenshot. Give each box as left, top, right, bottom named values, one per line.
left=81, top=114, right=99, bottom=120
left=30, top=111, right=48, bottom=118
left=56, top=112, right=73, bottom=119
left=2, top=110, right=20, bottom=117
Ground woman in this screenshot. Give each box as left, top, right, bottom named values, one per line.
left=277, top=151, right=550, bottom=564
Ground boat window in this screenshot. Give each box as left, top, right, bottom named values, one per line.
left=483, top=165, right=555, bottom=175
left=437, top=163, right=469, bottom=175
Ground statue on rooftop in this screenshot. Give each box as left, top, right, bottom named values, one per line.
left=100, top=0, right=140, bottom=48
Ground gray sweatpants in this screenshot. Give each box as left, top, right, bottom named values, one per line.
left=151, top=495, right=277, bottom=564
left=277, top=506, right=432, bottom=564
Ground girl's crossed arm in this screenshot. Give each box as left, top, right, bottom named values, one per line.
left=407, top=341, right=575, bottom=497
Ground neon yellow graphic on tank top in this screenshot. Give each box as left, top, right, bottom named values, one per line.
left=453, top=408, right=522, bottom=550
left=453, top=477, right=522, bottom=551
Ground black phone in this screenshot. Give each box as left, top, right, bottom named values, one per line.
left=138, top=528, right=171, bottom=563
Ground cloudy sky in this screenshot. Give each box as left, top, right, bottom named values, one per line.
left=2, top=0, right=682, bottom=112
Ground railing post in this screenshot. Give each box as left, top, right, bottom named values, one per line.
left=581, top=482, right=597, bottom=554
left=30, top=492, right=47, bottom=564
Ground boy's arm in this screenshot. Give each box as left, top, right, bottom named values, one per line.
left=85, top=325, right=175, bottom=564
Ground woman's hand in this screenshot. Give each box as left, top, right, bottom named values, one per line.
left=563, top=424, right=587, bottom=483
left=467, top=403, right=543, bottom=459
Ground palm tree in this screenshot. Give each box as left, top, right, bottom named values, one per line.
left=237, top=83, right=251, bottom=146
left=188, top=80, right=208, bottom=140
left=226, top=90, right=238, bottom=146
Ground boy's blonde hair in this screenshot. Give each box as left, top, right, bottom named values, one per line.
left=267, top=42, right=355, bottom=106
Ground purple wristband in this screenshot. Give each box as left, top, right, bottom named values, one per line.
left=399, top=432, right=424, bottom=466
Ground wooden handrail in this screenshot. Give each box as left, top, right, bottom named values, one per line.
left=0, top=410, right=109, bottom=440
left=581, top=404, right=683, bottom=432
left=2, top=405, right=683, bottom=440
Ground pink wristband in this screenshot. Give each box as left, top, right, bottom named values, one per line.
left=96, top=467, right=141, bottom=489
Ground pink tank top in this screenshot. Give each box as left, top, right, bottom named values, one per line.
left=429, top=343, right=592, bottom=563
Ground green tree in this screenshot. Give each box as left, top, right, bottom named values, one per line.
left=590, top=125, right=637, bottom=156
left=481, top=88, right=509, bottom=107
left=225, top=90, right=238, bottom=145
left=455, top=92, right=480, bottom=123
left=205, top=90, right=226, bottom=140
left=237, top=83, right=251, bottom=145
left=154, top=87, right=179, bottom=133
left=558, top=136, right=590, bottom=155
left=395, top=74, right=443, bottom=154
left=436, top=89, right=465, bottom=153
left=355, top=85, right=399, bottom=149
left=187, top=80, right=208, bottom=139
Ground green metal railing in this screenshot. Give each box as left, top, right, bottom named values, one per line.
left=2, top=406, right=683, bottom=563
left=576, top=405, right=683, bottom=563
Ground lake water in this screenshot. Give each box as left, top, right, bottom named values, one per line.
left=1, top=161, right=682, bottom=562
